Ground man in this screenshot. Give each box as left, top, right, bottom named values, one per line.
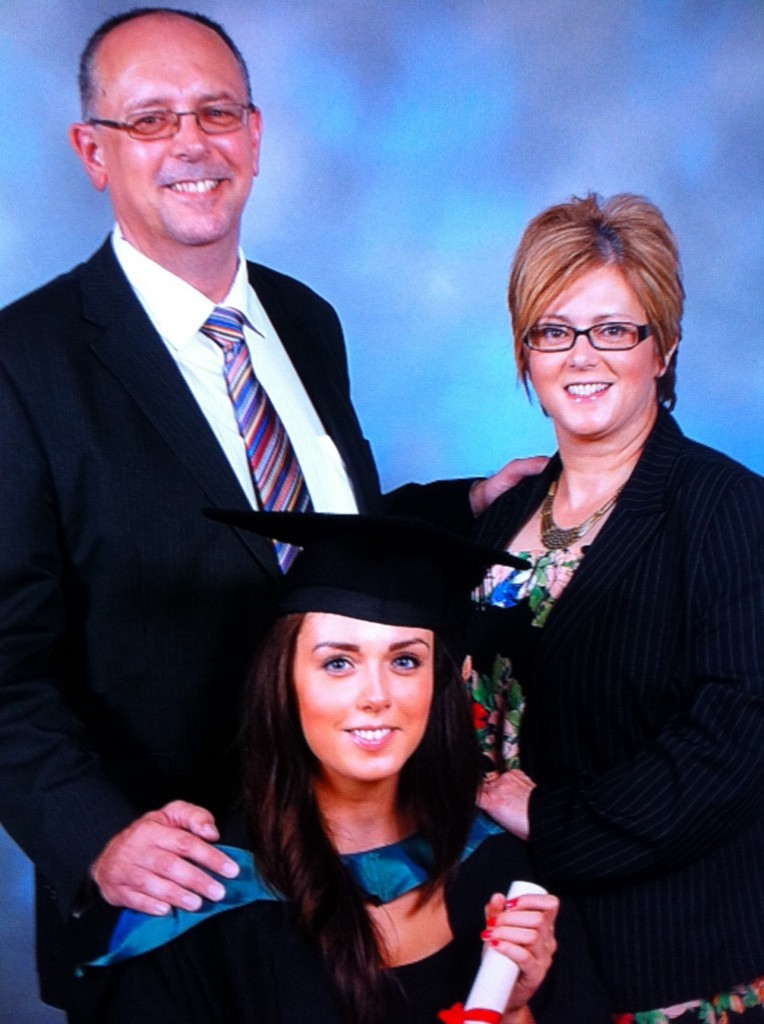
left=0, top=8, right=537, bottom=1015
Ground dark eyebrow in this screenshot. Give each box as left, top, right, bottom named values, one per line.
left=312, top=642, right=361, bottom=653
left=389, top=638, right=431, bottom=652
left=311, top=637, right=431, bottom=654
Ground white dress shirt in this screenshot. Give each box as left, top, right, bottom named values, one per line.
left=112, top=230, right=358, bottom=513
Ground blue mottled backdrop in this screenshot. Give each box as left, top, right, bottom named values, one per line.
left=0, top=1, right=762, bottom=1019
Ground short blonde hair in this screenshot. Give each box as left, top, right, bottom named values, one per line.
left=509, top=193, right=684, bottom=409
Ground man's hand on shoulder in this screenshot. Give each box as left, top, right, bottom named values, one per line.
left=91, top=800, right=240, bottom=916
left=469, top=456, right=550, bottom=517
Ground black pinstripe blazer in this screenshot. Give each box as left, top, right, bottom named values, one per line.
left=473, top=409, right=764, bottom=1011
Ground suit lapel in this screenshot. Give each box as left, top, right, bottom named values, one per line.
left=474, top=412, right=685, bottom=677
left=247, top=263, right=379, bottom=513
left=78, top=242, right=279, bottom=575
left=474, top=457, right=559, bottom=550
left=535, top=412, right=682, bottom=665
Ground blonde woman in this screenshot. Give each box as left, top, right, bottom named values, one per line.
left=472, top=194, right=764, bottom=1023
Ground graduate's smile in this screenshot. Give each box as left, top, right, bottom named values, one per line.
left=292, top=613, right=433, bottom=789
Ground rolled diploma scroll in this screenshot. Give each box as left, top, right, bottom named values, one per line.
left=464, top=880, right=548, bottom=1015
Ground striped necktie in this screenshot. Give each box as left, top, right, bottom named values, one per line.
left=201, top=306, right=312, bottom=571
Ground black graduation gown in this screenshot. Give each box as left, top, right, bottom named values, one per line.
left=72, top=830, right=609, bottom=1023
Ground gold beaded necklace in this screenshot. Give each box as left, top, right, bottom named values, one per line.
left=540, top=479, right=622, bottom=550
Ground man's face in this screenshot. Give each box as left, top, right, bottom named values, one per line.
left=71, top=14, right=261, bottom=273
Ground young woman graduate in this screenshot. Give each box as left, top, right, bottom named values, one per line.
left=74, top=513, right=609, bottom=1024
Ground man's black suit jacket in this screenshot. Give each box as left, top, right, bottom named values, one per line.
left=473, top=410, right=764, bottom=1010
left=0, top=240, right=389, bottom=1003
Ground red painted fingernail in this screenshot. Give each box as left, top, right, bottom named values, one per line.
left=480, top=929, right=492, bottom=940
left=490, top=939, right=499, bottom=948
left=505, top=897, right=519, bottom=909
left=486, top=916, right=496, bottom=927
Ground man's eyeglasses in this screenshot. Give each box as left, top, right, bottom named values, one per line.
left=87, top=103, right=257, bottom=141
left=524, top=322, right=652, bottom=352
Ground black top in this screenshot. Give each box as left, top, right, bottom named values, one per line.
left=73, top=831, right=609, bottom=1024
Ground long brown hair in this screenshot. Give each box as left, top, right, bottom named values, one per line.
left=241, top=613, right=481, bottom=1022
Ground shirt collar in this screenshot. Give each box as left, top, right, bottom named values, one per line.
left=111, top=229, right=265, bottom=349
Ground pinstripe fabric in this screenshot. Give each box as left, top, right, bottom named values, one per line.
left=473, top=410, right=764, bottom=1011
left=202, top=306, right=312, bottom=570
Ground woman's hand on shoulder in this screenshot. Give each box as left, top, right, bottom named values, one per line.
left=481, top=891, right=559, bottom=1018
left=478, top=769, right=536, bottom=839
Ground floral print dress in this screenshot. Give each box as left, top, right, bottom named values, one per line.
left=467, top=547, right=582, bottom=771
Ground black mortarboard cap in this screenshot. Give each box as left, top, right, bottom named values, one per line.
left=204, top=510, right=528, bottom=636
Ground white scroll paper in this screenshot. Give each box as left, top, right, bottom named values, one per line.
left=463, top=880, right=548, bottom=1014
